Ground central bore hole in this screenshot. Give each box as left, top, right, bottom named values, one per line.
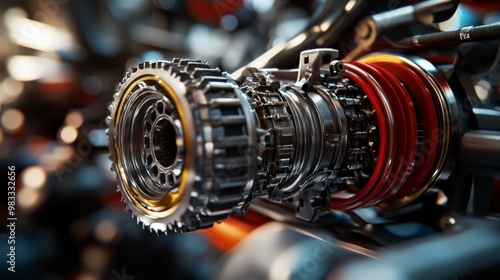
left=152, top=118, right=177, bottom=168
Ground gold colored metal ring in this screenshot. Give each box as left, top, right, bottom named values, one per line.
left=114, top=75, right=190, bottom=217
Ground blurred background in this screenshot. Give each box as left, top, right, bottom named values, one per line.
left=0, top=0, right=498, bottom=279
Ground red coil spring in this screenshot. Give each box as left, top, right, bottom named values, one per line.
left=330, top=59, right=441, bottom=210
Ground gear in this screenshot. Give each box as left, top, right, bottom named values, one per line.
left=322, top=76, right=378, bottom=194
left=240, top=69, right=295, bottom=196
left=107, top=59, right=258, bottom=234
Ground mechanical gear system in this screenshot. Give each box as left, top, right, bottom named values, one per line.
left=107, top=49, right=459, bottom=234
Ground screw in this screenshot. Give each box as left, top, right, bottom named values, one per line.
left=330, top=60, right=345, bottom=74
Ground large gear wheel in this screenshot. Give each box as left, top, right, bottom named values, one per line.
left=107, top=59, right=258, bottom=234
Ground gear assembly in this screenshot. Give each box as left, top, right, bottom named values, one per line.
left=107, top=47, right=461, bottom=234
left=107, top=1, right=500, bottom=247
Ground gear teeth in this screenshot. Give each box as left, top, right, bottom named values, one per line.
left=172, top=227, right=181, bottom=234
left=179, top=58, right=202, bottom=66
left=151, top=223, right=167, bottom=234
left=142, top=219, right=151, bottom=227
left=186, top=62, right=211, bottom=71
left=173, top=221, right=182, bottom=231
left=107, top=58, right=257, bottom=235
left=241, top=69, right=294, bottom=196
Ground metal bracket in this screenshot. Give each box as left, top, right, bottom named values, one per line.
left=297, top=49, right=339, bottom=85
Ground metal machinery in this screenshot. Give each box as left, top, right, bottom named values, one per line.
left=107, top=0, right=500, bottom=278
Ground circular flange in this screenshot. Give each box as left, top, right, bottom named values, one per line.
left=108, top=60, right=258, bottom=234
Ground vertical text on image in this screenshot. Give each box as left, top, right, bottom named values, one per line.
left=6, top=165, right=17, bottom=273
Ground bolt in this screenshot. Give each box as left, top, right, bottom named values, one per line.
left=330, top=60, right=345, bottom=74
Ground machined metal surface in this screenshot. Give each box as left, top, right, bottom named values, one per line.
left=108, top=60, right=258, bottom=234
left=108, top=49, right=458, bottom=232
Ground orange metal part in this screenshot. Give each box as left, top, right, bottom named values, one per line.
left=201, top=210, right=271, bottom=251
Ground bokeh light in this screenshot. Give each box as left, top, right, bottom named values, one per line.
left=0, top=77, right=24, bottom=104
left=81, top=246, right=110, bottom=273
left=7, top=56, right=45, bottom=81
left=1, top=108, right=25, bottom=132
left=18, top=188, right=41, bottom=209
left=59, top=125, right=78, bottom=144
left=66, top=111, right=84, bottom=128
left=95, top=220, right=118, bottom=243
left=21, top=166, right=47, bottom=189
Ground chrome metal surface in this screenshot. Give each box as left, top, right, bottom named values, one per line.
left=108, top=60, right=258, bottom=234
left=142, top=98, right=184, bottom=196
left=109, top=50, right=461, bottom=232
